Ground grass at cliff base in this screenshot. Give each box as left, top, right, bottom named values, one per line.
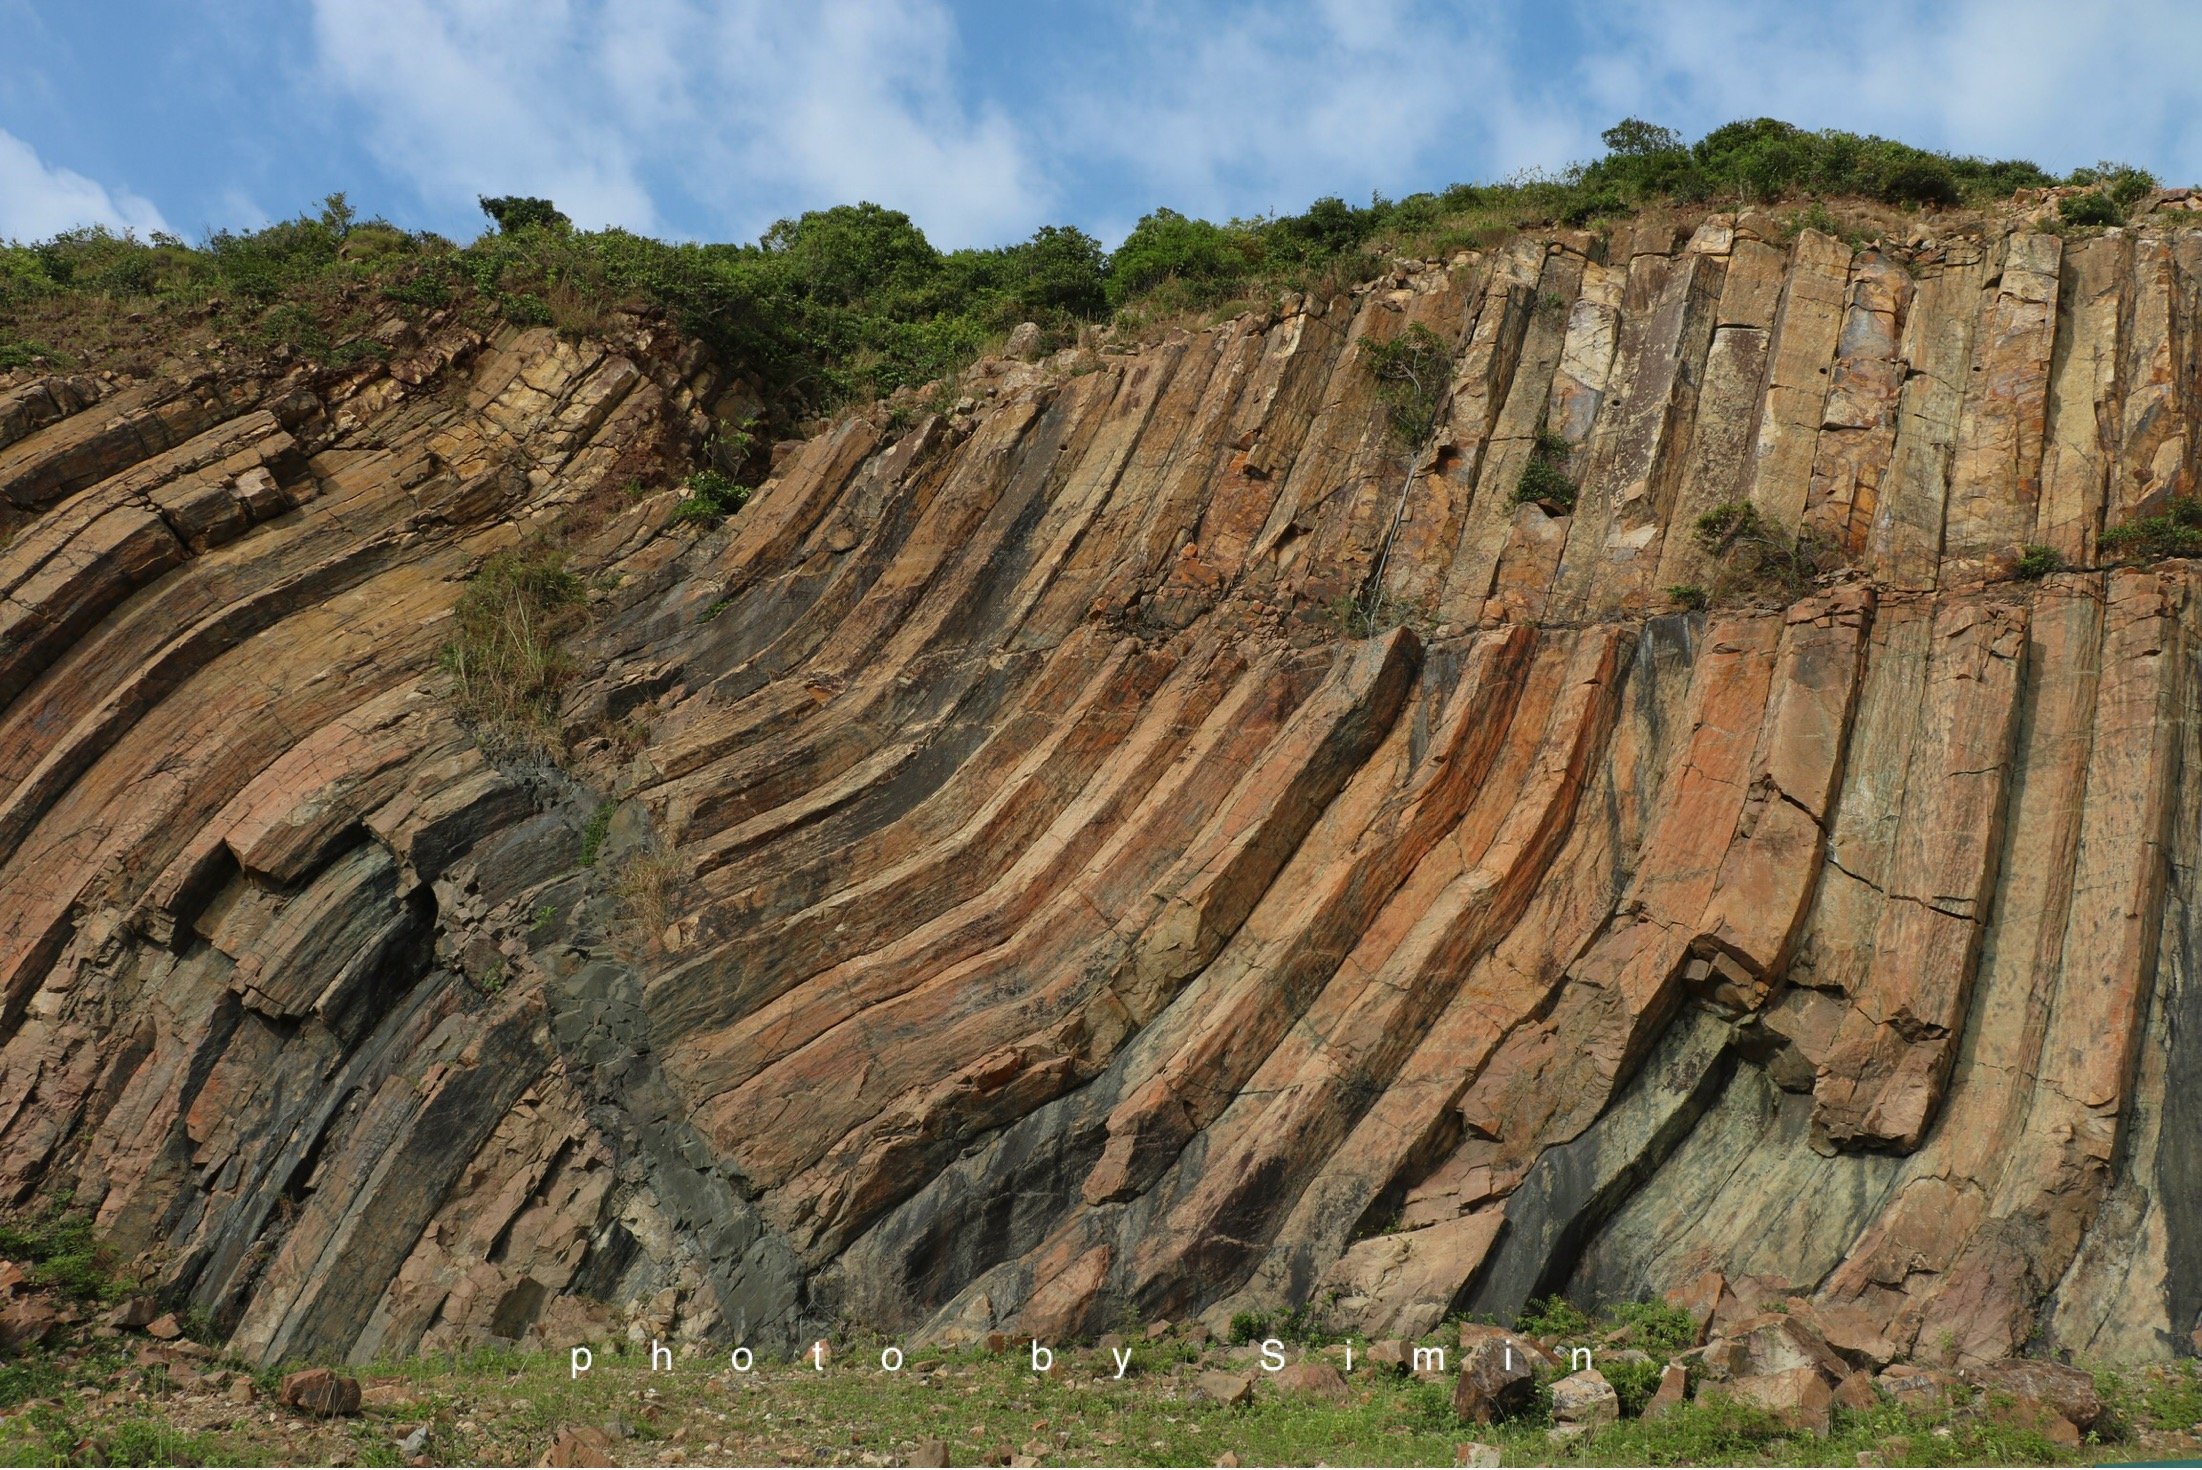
left=4, top=1334, right=2202, bottom=1468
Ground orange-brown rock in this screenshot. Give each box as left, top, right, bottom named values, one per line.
left=5, top=216, right=2202, bottom=1371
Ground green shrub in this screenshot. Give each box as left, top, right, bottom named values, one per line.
left=1604, top=1353, right=1666, bottom=1416
left=669, top=467, right=752, bottom=526
left=0, top=1199, right=125, bottom=1302
left=1666, top=583, right=1709, bottom=611
left=1511, top=427, right=1576, bottom=512
left=2059, top=191, right=2122, bottom=227
left=1361, top=322, right=1449, bottom=447
left=1608, top=1298, right=1699, bottom=1355
left=2100, top=497, right=2202, bottom=562
left=479, top=195, right=571, bottom=233
left=438, top=547, right=586, bottom=758
left=2014, top=543, right=2063, bottom=579
left=1515, top=1295, right=1594, bottom=1340
left=1228, top=1310, right=1273, bottom=1345
left=1693, top=499, right=1833, bottom=602
left=1105, top=207, right=1259, bottom=309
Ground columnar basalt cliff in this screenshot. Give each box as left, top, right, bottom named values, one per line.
left=6, top=205, right=2202, bottom=1370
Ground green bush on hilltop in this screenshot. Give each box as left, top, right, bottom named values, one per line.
left=0, top=119, right=2144, bottom=442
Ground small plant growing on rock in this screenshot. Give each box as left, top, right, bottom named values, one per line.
left=1362, top=322, right=1450, bottom=448
left=2058, top=191, right=2122, bottom=228
left=1692, top=499, right=1831, bottom=603
left=2014, top=543, right=2063, bottom=579
left=438, top=547, right=586, bottom=759
left=669, top=467, right=752, bottom=526
left=1666, top=583, right=1709, bottom=610
left=1512, top=426, right=1577, bottom=513
left=2100, top=496, right=2202, bottom=562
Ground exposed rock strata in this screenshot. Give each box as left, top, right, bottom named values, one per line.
left=6, top=212, right=2202, bottom=1368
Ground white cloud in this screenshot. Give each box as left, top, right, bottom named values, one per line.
left=309, top=0, right=660, bottom=234
left=305, top=0, right=1049, bottom=247
left=0, top=128, right=168, bottom=241
left=1573, top=0, right=2202, bottom=182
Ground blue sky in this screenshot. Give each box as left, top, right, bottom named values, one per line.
left=8, top=0, right=2202, bottom=252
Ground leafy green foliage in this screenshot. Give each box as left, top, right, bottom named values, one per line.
left=2100, top=496, right=2202, bottom=561
left=1361, top=322, right=1449, bottom=448
left=669, top=467, right=752, bottom=526
left=1515, top=1294, right=1595, bottom=1339
left=1667, top=583, right=1709, bottom=611
left=0, top=1200, right=125, bottom=1303
left=437, top=548, right=586, bottom=759
left=1579, top=115, right=2055, bottom=210
left=1609, top=1298, right=1701, bottom=1355
left=1512, top=426, right=1577, bottom=512
left=2058, top=191, right=2122, bottom=227
left=1693, top=499, right=1833, bottom=602
left=0, top=117, right=2091, bottom=448
left=479, top=195, right=571, bottom=233
left=2014, top=543, right=2064, bottom=579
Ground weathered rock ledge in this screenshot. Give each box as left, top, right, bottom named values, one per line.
left=5, top=208, right=2202, bottom=1368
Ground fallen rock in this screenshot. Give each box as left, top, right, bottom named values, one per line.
left=278, top=1367, right=362, bottom=1417
left=910, top=1438, right=950, bottom=1468
left=1273, top=1360, right=1348, bottom=1399
left=145, top=1312, right=182, bottom=1340
left=1732, top=1367, right=1832, bottom=1436
left=106, top=1296, right=159, bottom=1330
left=0, top=1261, right=23, bottom=1296
left=1455, top=1443, right=1501, bottom=1467
left=541, top=1425, right=615, bottom=1467
left=1965, top=1358, right=2103, bottom=1430
left=398, top=1424, right=431, bottom=1457
left=1452, top=1337, right=1536, bottom=1424
left=1877, top=1364, right=1960, bottom=1409
left=1833, top=1369, right=1880, bottom=1412
left=1642, top=1362, right=1689, bottom=1420
left=0, top=1297, right=61, bottom=1353
left=1144, top=1320, right=1173, bottom=1340
left=1456, top=1322, right=1555, bottom=1370
left=1731, top=1314, right=1849, bottom=1384
left=1550, top=1369, right=1620, bottom=1427
left=1366, top=1338, right=1410, bottom=1371
left=1804, top=1303, right=1903, bottom=1370
left=228, top=1377, right=257, bottom=1405
left=1195, top=1369, right=1254, bottom=1406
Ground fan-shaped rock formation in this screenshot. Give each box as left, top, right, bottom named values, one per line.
left=5, top=208, right=2202, bottom=1369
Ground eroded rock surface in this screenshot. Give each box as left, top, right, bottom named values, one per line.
left=6, top=213, right=2202, bottom=1367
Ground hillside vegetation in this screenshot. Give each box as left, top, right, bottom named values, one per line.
left=0, top=118, right=2158, bottom=446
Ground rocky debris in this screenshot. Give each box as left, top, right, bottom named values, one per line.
left=1366, top=1339, right=1410, bottom=1372
left=104, top=1296, right=159, bottom=1329
left=1833, top=1370, right=1879, bottom=1411
left=1194, top=1370, right=1255, bottom=1406
left=1452, top=1336, right=1536, bottom=1423
left=1964, top=1358, right=2104, bottom=1431
left=541, top=1425, right=616, bottom=1466
left=0, top=1294, right=59, bottom=1352
left=1454, top=1443, right=1501, bottom=1467
left=1272, top=1360, right=1348, bottom=1399
left=1643, top=1362, right=1689, bottom=1419
left=278, top=1367, right=362, bottom=1417
left=1549, top=1369, right=1619, bottom=1427
left=1877, top=1364, right=1960, bottom=1409
left=1732, top=1366, right=1833, bottom=1436
left=910, top=1437, right=951, bottom=1467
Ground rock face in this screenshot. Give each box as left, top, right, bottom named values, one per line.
left=5, top=213, right=2202, bottom=1369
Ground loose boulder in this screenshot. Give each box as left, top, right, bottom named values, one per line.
left=1452, top=1337, right=1536, bottom=1424
left=1550, top=1369, right=1620, bottom=1427
left=279, top=1367, right=362, bottom=1417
